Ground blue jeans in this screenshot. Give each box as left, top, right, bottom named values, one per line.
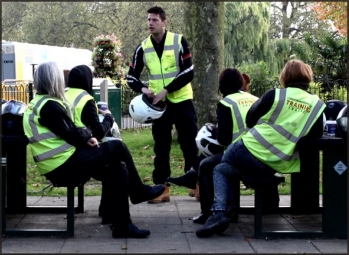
left=211, top=140, right=276, bottom=212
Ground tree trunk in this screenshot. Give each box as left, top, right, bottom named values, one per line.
left=184, top=2, right=224, bottom=128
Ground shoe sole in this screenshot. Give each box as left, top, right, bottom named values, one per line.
left=196, top=218, right=230, bottom=238
left=147, top=197, right=170, bottom=203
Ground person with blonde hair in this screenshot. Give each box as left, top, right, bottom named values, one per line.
left=196, top=60, right=326, bottom=238
left=23, top=62, right=164, bottom=238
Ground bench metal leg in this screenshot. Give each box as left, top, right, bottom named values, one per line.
left=77, top=185, right=84, bottom=213
left=254, top=187, right=263, bottom=237
left=253, top=187, right=324, bottom=239
left=2, top=186, right=77, bottom=237
left=66, top=186, right=75, bottom=237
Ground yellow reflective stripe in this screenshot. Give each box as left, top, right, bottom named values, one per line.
left=257, top=90, right=325, bottom=143
left=33, top=143, right=74, bottom=162
left=172, top=34, right=180, bottom=69
left=221, top=97, right=245, bottom=141
left=28, top=132, right=57, bottom=143
left=71, top=90, right=89, bottom=122
left=249, top=128, right=299, bottom=161
left=27, top=95, right=74, bottom=161
left=149, top=71, right=178, bottom=80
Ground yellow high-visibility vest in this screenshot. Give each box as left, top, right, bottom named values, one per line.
left=142, top=31, right=193, bottom=103
left=23, top=95, right=75, bottom=175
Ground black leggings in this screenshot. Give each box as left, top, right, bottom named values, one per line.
left=45, top=139, right=144, bottom=226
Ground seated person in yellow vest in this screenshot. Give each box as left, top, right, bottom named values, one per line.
left=65, top=65, right=116, bottom=221
left=196, top=60, right=326, bottom=238
left=127, top=6, right=199, bottom=203
left=23, top=62, right=165, bottom=238
left=64, top=64, right=165, bottom=224
left=168, top=69, right=258, bottom=224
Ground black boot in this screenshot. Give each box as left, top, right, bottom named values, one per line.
left=130, top=184, right=165, bottom=204
left=226, top=206, right=239, bottom=223
left=196, top=211, right=230, bottom=238
left=192, top=211, right=211, bottom=224
left=112, top=223, right=150, bottom=238
left=167, top=168, right=197, bottom=189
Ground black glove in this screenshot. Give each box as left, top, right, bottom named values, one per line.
left=205, top=123, right=218, bottom=139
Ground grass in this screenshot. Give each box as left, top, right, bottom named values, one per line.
left=25, top=128, right=323, bottom=197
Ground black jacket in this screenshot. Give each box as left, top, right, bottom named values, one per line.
left=67, top=65, right=114, bottom=140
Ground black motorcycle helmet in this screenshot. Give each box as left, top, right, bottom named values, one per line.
left=324, top=100, right=347, bottom=120
left=1, top=99, right=27, bottom=136
left=336, top=105, right=347, bottom=139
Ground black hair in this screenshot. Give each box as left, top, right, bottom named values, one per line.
left=218, top=68, right=244, bottom=97
left=147, top=6, right=166, bottom=21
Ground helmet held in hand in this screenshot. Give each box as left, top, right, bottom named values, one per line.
left=129, top=94, right=166, bottom=124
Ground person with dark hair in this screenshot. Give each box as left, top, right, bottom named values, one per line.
left=196, top=60, right=326, bottom=238
left=127, top=6, right=198, bottom=202
left=168, top=68, right=259, bottom=224
left=23, top=62, right=164, bottom=239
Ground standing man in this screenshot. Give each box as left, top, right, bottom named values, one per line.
left=127, top=6, right=199, bottom=203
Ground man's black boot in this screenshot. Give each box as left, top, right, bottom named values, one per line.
left=167, top=168, right=197, bottom=189
left=196, top=211, right=230, bottom=238
left=112, top=223, right=150, bottom=238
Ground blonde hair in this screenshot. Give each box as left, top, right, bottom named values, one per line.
left=34, top=62, right=67, bottom=101
left=279, top=60, right=313, bottom=87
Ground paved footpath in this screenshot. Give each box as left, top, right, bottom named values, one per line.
left=1, top=195, right=347, bottom=254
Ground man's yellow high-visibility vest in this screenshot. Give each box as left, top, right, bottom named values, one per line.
left=142, top=31, right=193, bottom=103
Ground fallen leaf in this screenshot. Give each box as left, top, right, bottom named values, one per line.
left=143, top=145, right=150, bottom=150
left=32, top=183, right=41, bottom=187
left=143, top=177, right=152, bottom=182
left=121, top=246, right=127, bottom=250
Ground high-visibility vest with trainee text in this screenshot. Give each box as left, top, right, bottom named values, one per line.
left=220, top=91, right=259, bottom=143
left=242, top=88, right=325, bottom=174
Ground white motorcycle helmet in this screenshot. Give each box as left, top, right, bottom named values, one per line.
left=129, top=94, right=166, bottom=124
left=336, top=105, right=347, bottom=139
left=1, top=99, right=27, bottom=135
left=1, top=99, right=27, bottom=115
left=195, top=123, right=224, bottom=157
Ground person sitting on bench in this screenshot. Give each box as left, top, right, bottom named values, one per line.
left=23, top=61, right=165, bottom=239
left=196, top=59, right=326, bottom=238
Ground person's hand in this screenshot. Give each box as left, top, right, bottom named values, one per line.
left=141, top=87, right=155, bottom=99
left=153, top=89, right=168, bottom=105
left=98, top=109, right=111, bottom=115
left=87, top=137, right=99, bottom=147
